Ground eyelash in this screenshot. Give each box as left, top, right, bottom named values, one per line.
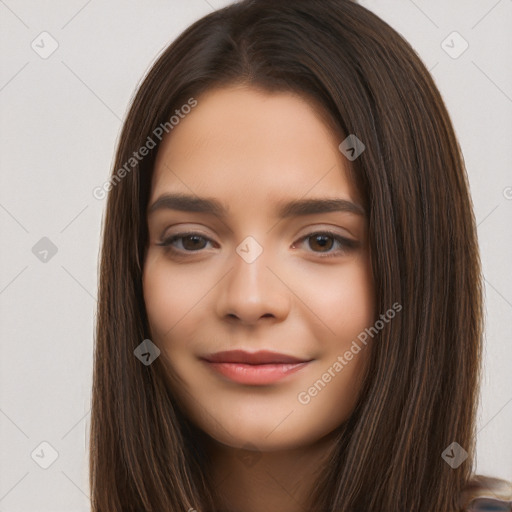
left=156, top=230, right=358, bottom=259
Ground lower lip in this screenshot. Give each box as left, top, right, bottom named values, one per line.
left=202, top=360, right=311, bottom=385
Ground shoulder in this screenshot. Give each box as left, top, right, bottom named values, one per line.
left=459, top=475, right=512, bottom=511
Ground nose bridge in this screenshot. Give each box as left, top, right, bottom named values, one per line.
left=216, top=234, right=290, bottom=323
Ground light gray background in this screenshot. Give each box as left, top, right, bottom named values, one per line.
left=0, top=1, right=511, bottom=510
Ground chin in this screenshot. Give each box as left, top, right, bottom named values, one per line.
left=209, top=427, right=303, bottom=452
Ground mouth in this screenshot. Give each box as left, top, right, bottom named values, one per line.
left=200, top=350, right=313, bottom=385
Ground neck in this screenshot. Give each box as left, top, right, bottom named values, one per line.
left=203, top=430, right=339, bottom=512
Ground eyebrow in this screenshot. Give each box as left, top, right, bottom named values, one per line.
left=148, top=193, right=365, bottom=218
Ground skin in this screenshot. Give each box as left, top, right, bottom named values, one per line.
left=143, top=85, right=375, bottom=512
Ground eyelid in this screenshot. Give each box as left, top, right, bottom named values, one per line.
left=293, top=230, right=359, bottom=258
left=157, top=228, right=359, bottom=259
left=156, top=231, right=218, bottom=251
left=294, top=223, right=357, bottom=241
left=158, top=223, right=355, bottom=242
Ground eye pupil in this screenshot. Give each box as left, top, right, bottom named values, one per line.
left=310, top=234, right=333, bottom=252
left=183, top=235, right=207, bottom=250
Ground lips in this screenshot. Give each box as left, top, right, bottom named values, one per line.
left=200, top=350, right=313, bottom=385
left=201, top=349, right=310, bottom=365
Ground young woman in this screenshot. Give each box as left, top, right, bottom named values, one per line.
left=89, top=1, right=511, bottom=510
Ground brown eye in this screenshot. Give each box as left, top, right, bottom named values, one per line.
left=293, top=231, right=358, bottom=258
left=308, top=234, right=334, bottom=252
left=180, top=235, right=208, bottom=251
left=157, top=232, right=213, bottom=253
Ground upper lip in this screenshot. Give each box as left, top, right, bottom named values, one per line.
left=201, top=350, right=311, bottom=365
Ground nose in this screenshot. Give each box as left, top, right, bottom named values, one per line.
left=215, top=243, right=291, bottom=326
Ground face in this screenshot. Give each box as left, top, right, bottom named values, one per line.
left=143, top=85, right=375, bottom=451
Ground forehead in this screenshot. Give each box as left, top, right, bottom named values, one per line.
left=150, top=85, right=359, bottom=206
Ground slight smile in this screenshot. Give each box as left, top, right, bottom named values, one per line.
left=200, top=350, right=313, bottom=385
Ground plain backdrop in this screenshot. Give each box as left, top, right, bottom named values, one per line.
left=0, top=1, right=511, bottom=510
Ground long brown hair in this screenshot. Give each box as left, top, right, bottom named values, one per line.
left=90, top=1, right=489, bottom=510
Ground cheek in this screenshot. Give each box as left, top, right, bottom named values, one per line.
left=142, top=254, right=212, bottom=341
left=293, top=256, right=375, bottom=342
